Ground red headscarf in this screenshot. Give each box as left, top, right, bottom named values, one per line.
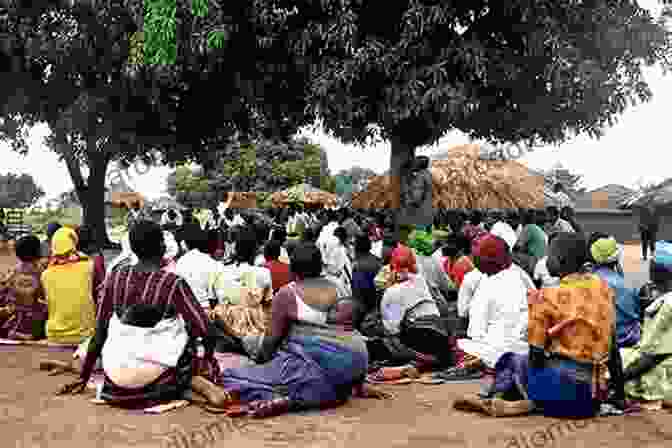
left=472, top=234, right=512, bottom=276
left=390, top=243, right=417, bottom=274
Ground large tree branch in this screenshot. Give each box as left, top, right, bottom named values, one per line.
left=53, top=128, right=87, bottom=193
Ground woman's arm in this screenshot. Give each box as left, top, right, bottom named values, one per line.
left=255, top=288, right=293, bottom=364
left=79, top=275, right=116, bottom=382
left=172, top=280, right=215, bottom=357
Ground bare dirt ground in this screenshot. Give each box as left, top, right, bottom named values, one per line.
left=2, top=244, right=672, bottom=448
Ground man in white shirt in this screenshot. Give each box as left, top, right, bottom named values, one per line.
left=175, top=223, right=226, bottom=308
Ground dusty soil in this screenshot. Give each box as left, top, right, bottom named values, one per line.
left=3, top=346, right=672, bottom=448
left=2, top=243, right=671, bottom=448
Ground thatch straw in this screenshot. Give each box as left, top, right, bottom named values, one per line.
left=226, top=192, right=258, bottom=209
left=270, top=184, right=338, bottom=208
left=351, top=144, right=544, bottom=210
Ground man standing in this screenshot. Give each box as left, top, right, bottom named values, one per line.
left=638, top=204, right=660, bottom=261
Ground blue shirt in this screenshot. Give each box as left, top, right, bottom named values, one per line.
left=593, top=266, right=640, bottom=341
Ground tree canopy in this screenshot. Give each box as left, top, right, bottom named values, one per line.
left=165, top=137, right=336, bottom=207
left=0, top=173, right=44, bottom=209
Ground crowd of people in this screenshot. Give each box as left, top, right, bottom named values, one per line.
left=0, top=200, right=669, bottom=421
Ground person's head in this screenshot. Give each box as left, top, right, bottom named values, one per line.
left=553, top=183, right=563, bottom=193
left=440, top=235, right=461, bottom=259
left=51, top=227, right=79, bottom=258
left=46, top=222, right=62, bottom=241
left=290, top=243, right=323, bottom=279
left=471, top=234, right=512, bottom=276
left=390, top=243, right=417, bottom=275
left=546, top=206, right=560, bottom=221
left=167, top=209, right=177, bottom=220
left=546, top=232, right=589, bottom=279
left=506, top=210, right=520, bottom=228
left=76, top=225, right=96, bottom=254
left=590, top=237, right=621, bottom=269
left=264, top=240, right=282, bottom=261
left=414, top=155, right=430, bottom=171
left=520, top=209, right=534, bottom=226
left=587, top=232, right=610, bottom=250
left=15, top=235, right=42, bottom=262
left=182, top=223, right=209, bottom=252
left=234, top=227, right=258, bottom=264
left=560, top=206, right=574, bottom=220
left=272, top=227, right=287, bottom=243
left=650, top=260, right=672, bottom=292
left=469, top=210, right=483, bottom=226
left=129, top=220, right=166, bottom=262
left=302, top=227, right=317, bottom=242
left=333, top=227, right=348, bottom=245
left=354, top=234, right=372, bottom=255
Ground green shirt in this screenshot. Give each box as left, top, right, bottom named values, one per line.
left=518, top=224, right=547, bottom=259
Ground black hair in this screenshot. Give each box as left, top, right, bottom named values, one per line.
left=414, top=156, right=430, bottom=170
left=548, top=232, right=588, bottom=276
left=234, top=227, right=258, bottom=265
left=264, top=240, right=282, bottom=260
left=182, top=223, right=209, bottom=252
left=546, top=206, right=559, bottom=217
left=333, top=227, right=348, bottom=245
left=15, top=235, right=42, bottom=262
left=129, top=220, right=165, bottom=261
left=167, top=209, right=177, bottom=220
left=120, top=303, right=165, bottom=328
left=470, top=210, right=483, bottom=226
left=354, top=234, right=372, bottom=254
left=303, top=227, right=317, bottom=242
left=271, top=227, right=287, bottom=243
left=553, top=183, right=563, bottom=193
left=290, top=243, right=323, bottom=278
left=77, top=225, right=97, bottom=254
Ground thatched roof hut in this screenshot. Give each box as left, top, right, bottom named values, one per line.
left=351, top=144, right=544, bottom=210
left=270, top=184, right=338, bottom=208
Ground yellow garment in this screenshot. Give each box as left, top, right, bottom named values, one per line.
left=42, top=259, right=96, bottom=344
left=51, top=227, right=78, bottom=256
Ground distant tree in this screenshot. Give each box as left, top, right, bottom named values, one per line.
left=0, top=173, right=44, bottom=209
left=336, top=167, right=377, bottom=193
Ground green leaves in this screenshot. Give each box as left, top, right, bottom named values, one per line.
left=144, top=0, right=177, bottom=65
left=191, top=0, right=208, bottom=18
left=207, top=29, right=227, bottom=49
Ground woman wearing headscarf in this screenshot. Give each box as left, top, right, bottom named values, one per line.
left=447, top=235, right=529, bottom=385
left=591, top=237, right=641, bottom=348
left=455, top=232, right=625, bottom=417
left=366, top=244, right=452, bottom=372
left=619, top=259, right=672, bottom=410
left=41, top=227, right=97, bottom=344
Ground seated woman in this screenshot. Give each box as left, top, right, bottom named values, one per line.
left=216, top=243, right=372, bottom=417
left=449, top=235, right=529, bottom=384
left=212, top=228, right=273, bottom=339
left=440, top=234, right=474, bottom=290
left=590, top=237, right=641, bottom=348
left=0, top=235, right=48, bottom=340
left=108, top=231, right=178, bottom=274
left=455, top=232, right=624, bottom=418
left=366, top=244, right=452, bottom=370
left=620, top=259, right=672, bottom=411
left=41, top=227, right=97, bottom=345
left=350, top=234, right=382, bottom=316
left=57, top=221, right=223, bottom=408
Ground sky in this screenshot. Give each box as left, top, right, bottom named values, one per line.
left=1, top=0, right=669, bottom=204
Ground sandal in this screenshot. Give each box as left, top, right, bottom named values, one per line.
left=247, top=397, right=291, bottom=418
left=433, top=366, right=482, bottom=382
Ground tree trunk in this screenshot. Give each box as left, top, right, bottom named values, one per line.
left=389, top=135, right=416, bottom=242
left=82, top=153, right=111, bottom=249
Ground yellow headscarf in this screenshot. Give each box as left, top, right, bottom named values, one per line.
left=49, top=227, right=86, bottom=267
left=51, top=227, right=78, bottom=256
